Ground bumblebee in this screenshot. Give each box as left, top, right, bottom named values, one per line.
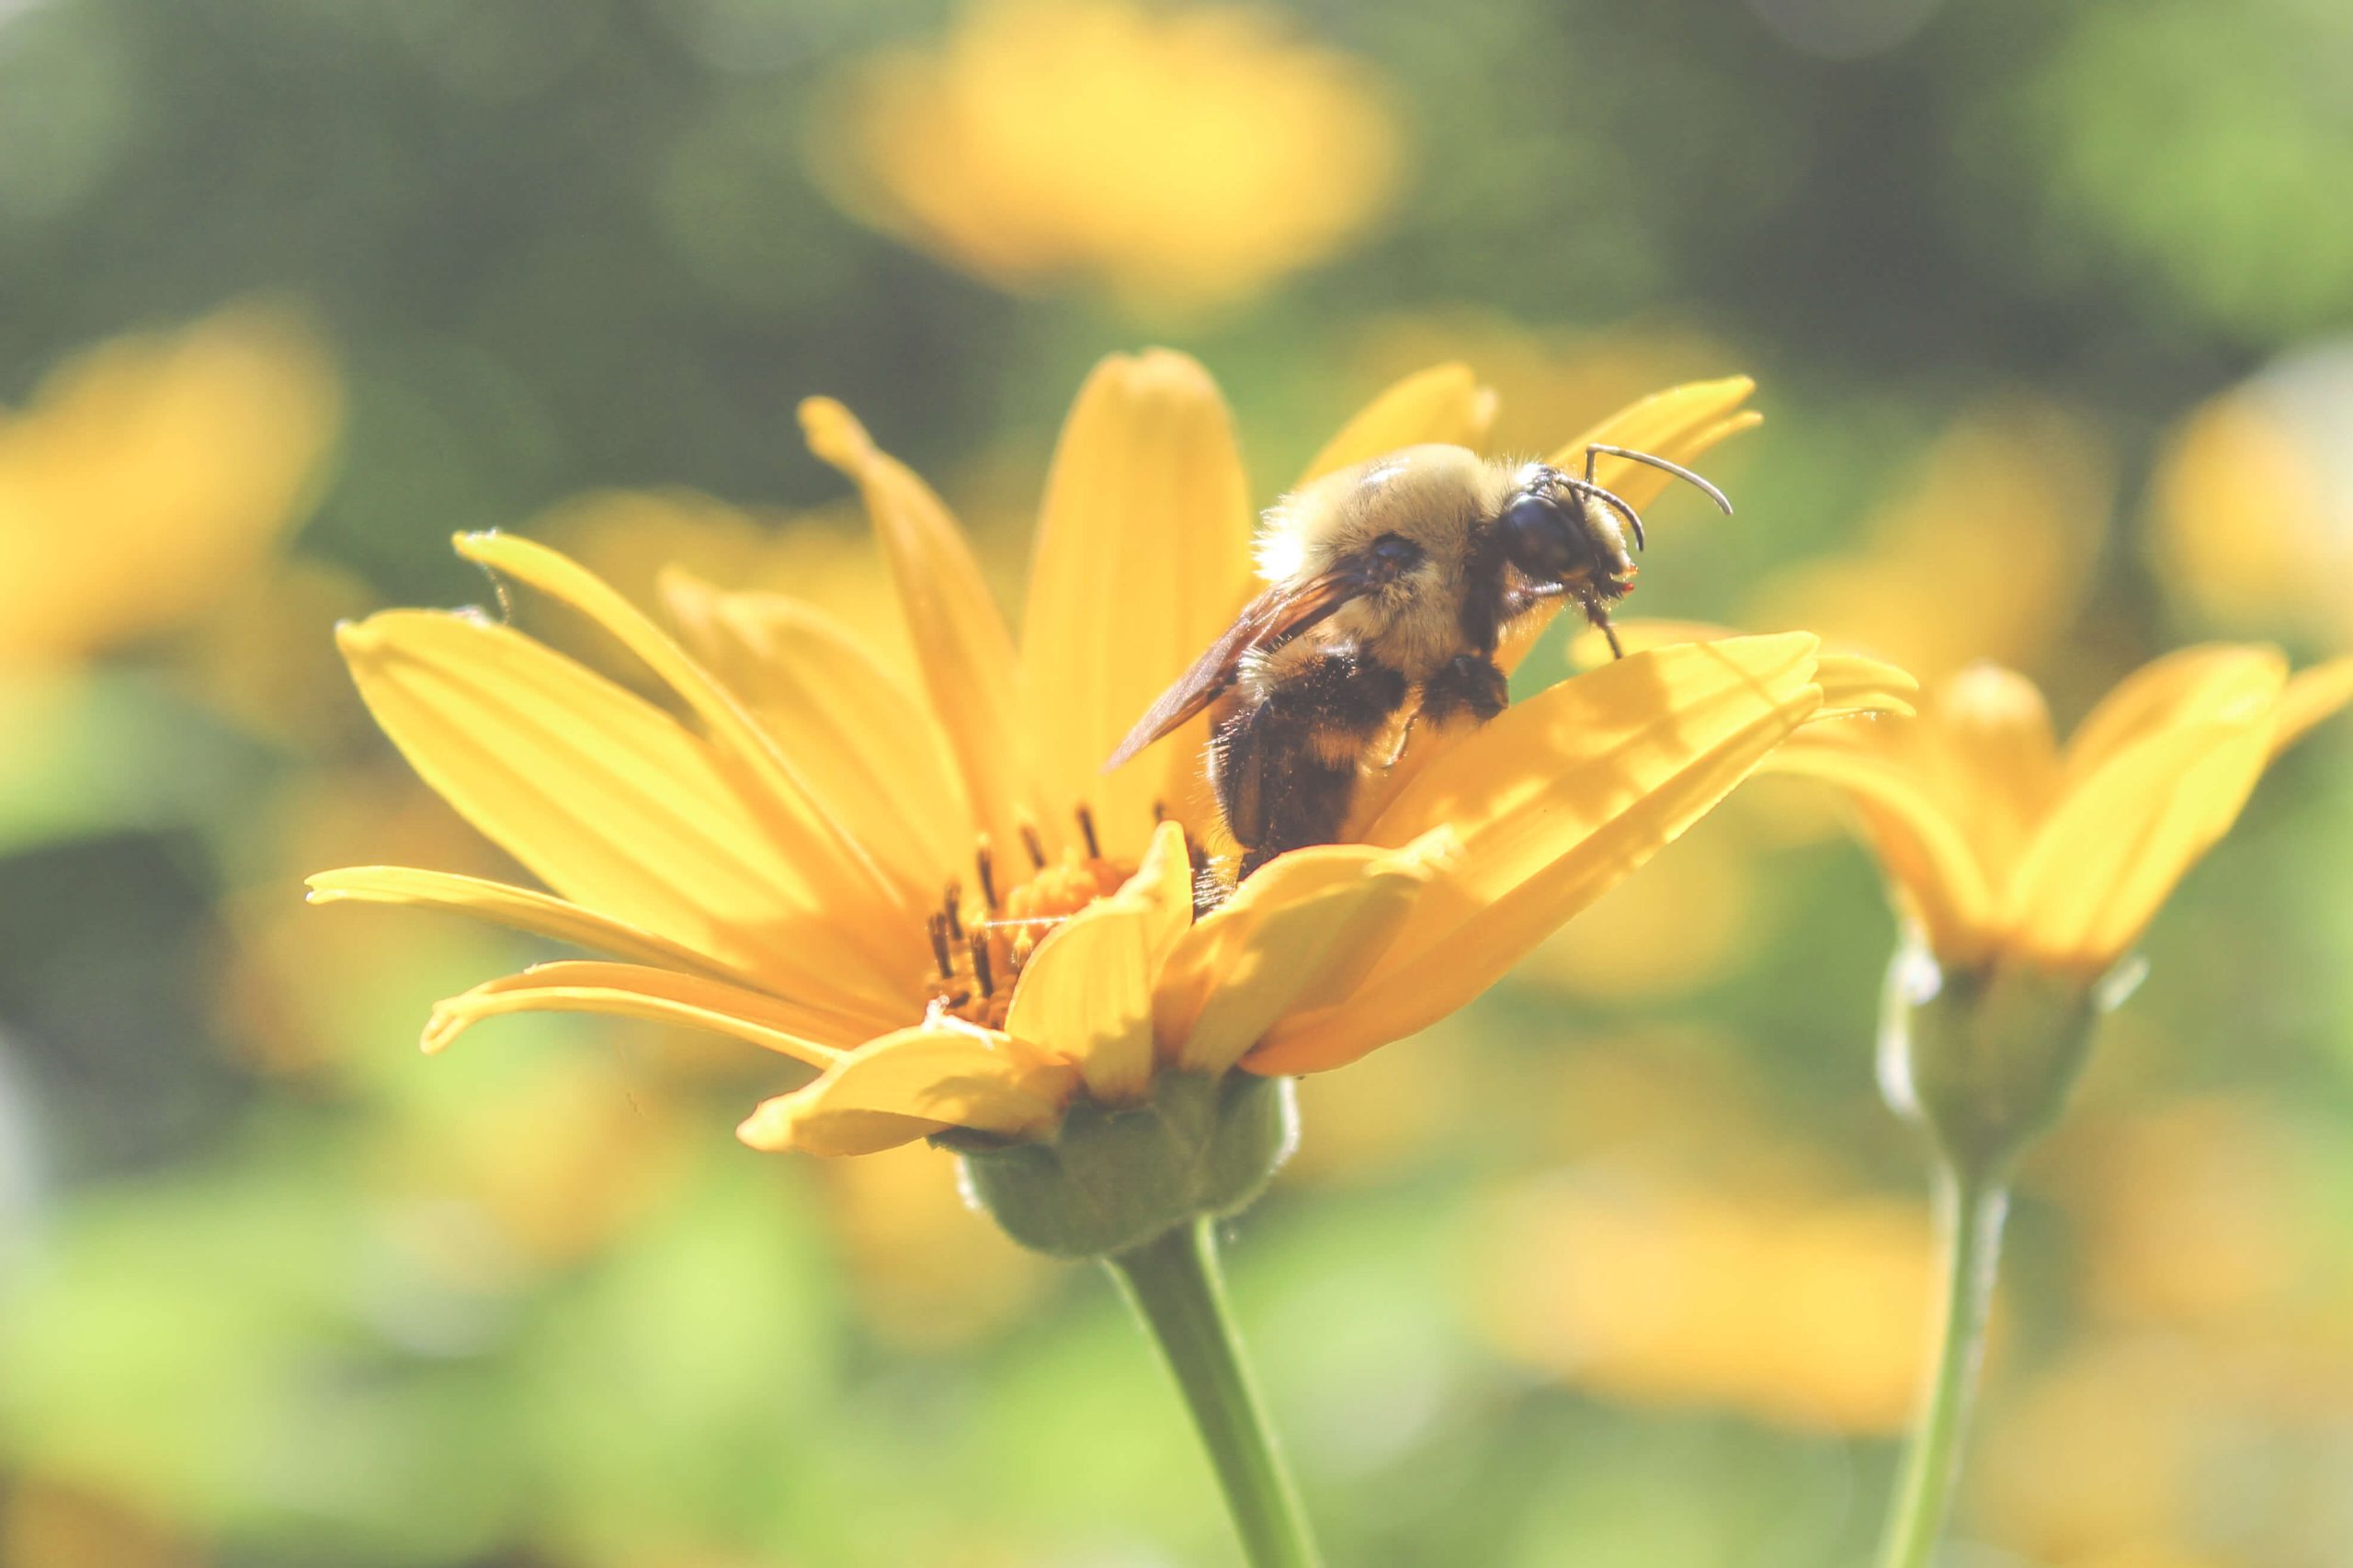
left=1108, top=443, right=1731, bottom=877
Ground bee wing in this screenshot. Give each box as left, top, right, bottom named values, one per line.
left=1102, top=570, right=1366, bottom=771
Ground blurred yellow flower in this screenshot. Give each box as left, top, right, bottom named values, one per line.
left=0, top=305, right=340, bottom=671
left=1474, top=1170, right=1936, bottom=1433
left=808, top=0, right=1401, bottom=312
left=1768, top=647, right=2353, bottom=977
left=313, top=353, right=1907, bottom=1156
left=2148, top=374, right=2353, bottom=643
left=1745, top=403, right=2112, bottom=683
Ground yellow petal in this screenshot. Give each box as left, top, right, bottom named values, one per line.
left=1159, top=834, right=1445, bottom=1076
left=1921, top=664, right=2062, bottom=884
left=1269, top=636, right=1830, bottom=1072
left=737, top=1025, right=1079, bottom=1157
left=2062, top=643, right=2286, bottom=786
left=1003, top=820, right=1193, bottom=1101
left=2006, top=716, right=2275, bottom=973
left=1295, top=362, right=1499, bottom=487
left=0, top=306, right=340, bottom=665
left=801, top=396, right=1036, bottom=855
left=1763, top=740, right=2001, bottom=965
left=1023, top=351, right=1253, bottom=858
left=1546, top=375, right=1760, bottom=514
left=423, top=961, right=863, bottom=1062
left=454, top=530, right=909, bottom=929
left=307, top=866, right=746, bottom=983
left=2272, top=655, right=2353, bottom=756
left=662, top=573, right=970, bottom=889
left=336, top=609, right=914, bottom=1003
left=1813, top=652, right=1921, bottom=720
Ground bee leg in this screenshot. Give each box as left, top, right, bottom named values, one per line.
left=1214, top=649, right=1407, bottom=878
left=1419, top=653, right=1509, bottom=727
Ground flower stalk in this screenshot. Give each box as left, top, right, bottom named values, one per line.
left=1876, top=1164, right=2008, bottom=1568
left=1106, top=1218, right=1322, bottom=1568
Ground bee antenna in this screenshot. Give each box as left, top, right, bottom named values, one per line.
left=1558, top=475, right=1648, bottom=551
left=1585, top=444, right=1735, bottom=518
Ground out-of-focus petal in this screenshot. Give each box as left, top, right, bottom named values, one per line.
left=663, top=573, right=970, bottom=889
left=2007, top=717, right=2275, bottom=972
left=1295, top=362, right=1498, bottom=487
left=737, top=1026, right=1078, bottom=1156
left=423, top=961, right=864, bottom=1062
left=1813, top=652, right=1921, bottom=720
left=2271, top=656, right=2353, bottom=756
left=1024, top=352, right=1252, bottom=858
left=1922, top=664, right=2062, bottom=884
left=335, top=610, right=911, bottom=1001
left=455, top=530, right=910, bottom=931
left=0, top=306, right=341, bottom=665
left=1764, top=743, right=2000, bottom=964
left=1161, top=835, right=1445, bottom=1077
left=2062, top=644, right=2286, bottom=786
left=1267, top=636, right=1834, bottom=1072
left=1004, top=821, right=1192, bottom=1101
left=801, top=396, right=1037, bottom=856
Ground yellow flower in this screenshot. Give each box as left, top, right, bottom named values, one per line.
left=807, top=0, right=1400, bottom=312
left=312, top=352, right=1909, bottom=1157
left=1767, top=648, right=2353, bottom=978
left=0, top=305, right=340, bottom=671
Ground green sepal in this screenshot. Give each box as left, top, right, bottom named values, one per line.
left=1878, top=936, right=2138, bottom=1178
left=951, top=1071, right=1298, bottom=1259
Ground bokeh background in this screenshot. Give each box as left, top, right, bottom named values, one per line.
left=5, top=0, right=2352, bottom=1563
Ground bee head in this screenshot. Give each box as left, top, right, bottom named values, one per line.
left=1498, top=470, right=1634, bottom=589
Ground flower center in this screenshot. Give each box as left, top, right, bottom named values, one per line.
left=921, top=805, right=1142, bottom=1029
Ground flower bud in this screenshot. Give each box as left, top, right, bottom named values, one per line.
left=953, top=1071, right=1298, bottom=1259
left=1878, top=937, right=2142, bottom=1177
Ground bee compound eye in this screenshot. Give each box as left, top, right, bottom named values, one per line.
left=1500, top=494, right=1574, bottom=574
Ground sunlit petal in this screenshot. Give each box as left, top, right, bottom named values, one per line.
left=1161, top=835, right=1445, bottom=1076
left=423, top=961, right=862, bottom=1062
left=801, top=396, right=1037, bottom=855
left=1296, top=362, right=1498, bottom=487
left=335, top=610, right=913, bottom=1000
left=2007, top=717, right=2276, bottom=972
left=737, top=1026, right=1079, bottom=1156
left=663, top=573, right=970, bottom=888
left=2272, top=655, right=2353, bottom=756
left=1546, top=375, right=1760, bottom=513
left=2062, top=643, right=2286, bottom=785
left=1004, top=821, right=1192, bottom=1101
left=1025, top=352, right=1253, bottom=858
left=455, top=529, right=911, bottom=933
left=1267, top=636, right=1836, bottom=1072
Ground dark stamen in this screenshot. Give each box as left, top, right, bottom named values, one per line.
left=975, top=839, right=1000, bottom=910
left=1020, top=823, right=1048, bottom=869
left=941, top=881, right=964, bottom=940
left=1152, top=800, right=1167, bottom=823
left=970, top=934, right=995, bottom=998
left=1075, top=804, right=1102, bottom=858
left=926, top=915, right=953, bottom=980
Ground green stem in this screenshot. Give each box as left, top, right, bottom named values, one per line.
left=1877, top=1164, right=2010, bottom=1568
left=1105, top=1218, right=1322, bottom=1568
